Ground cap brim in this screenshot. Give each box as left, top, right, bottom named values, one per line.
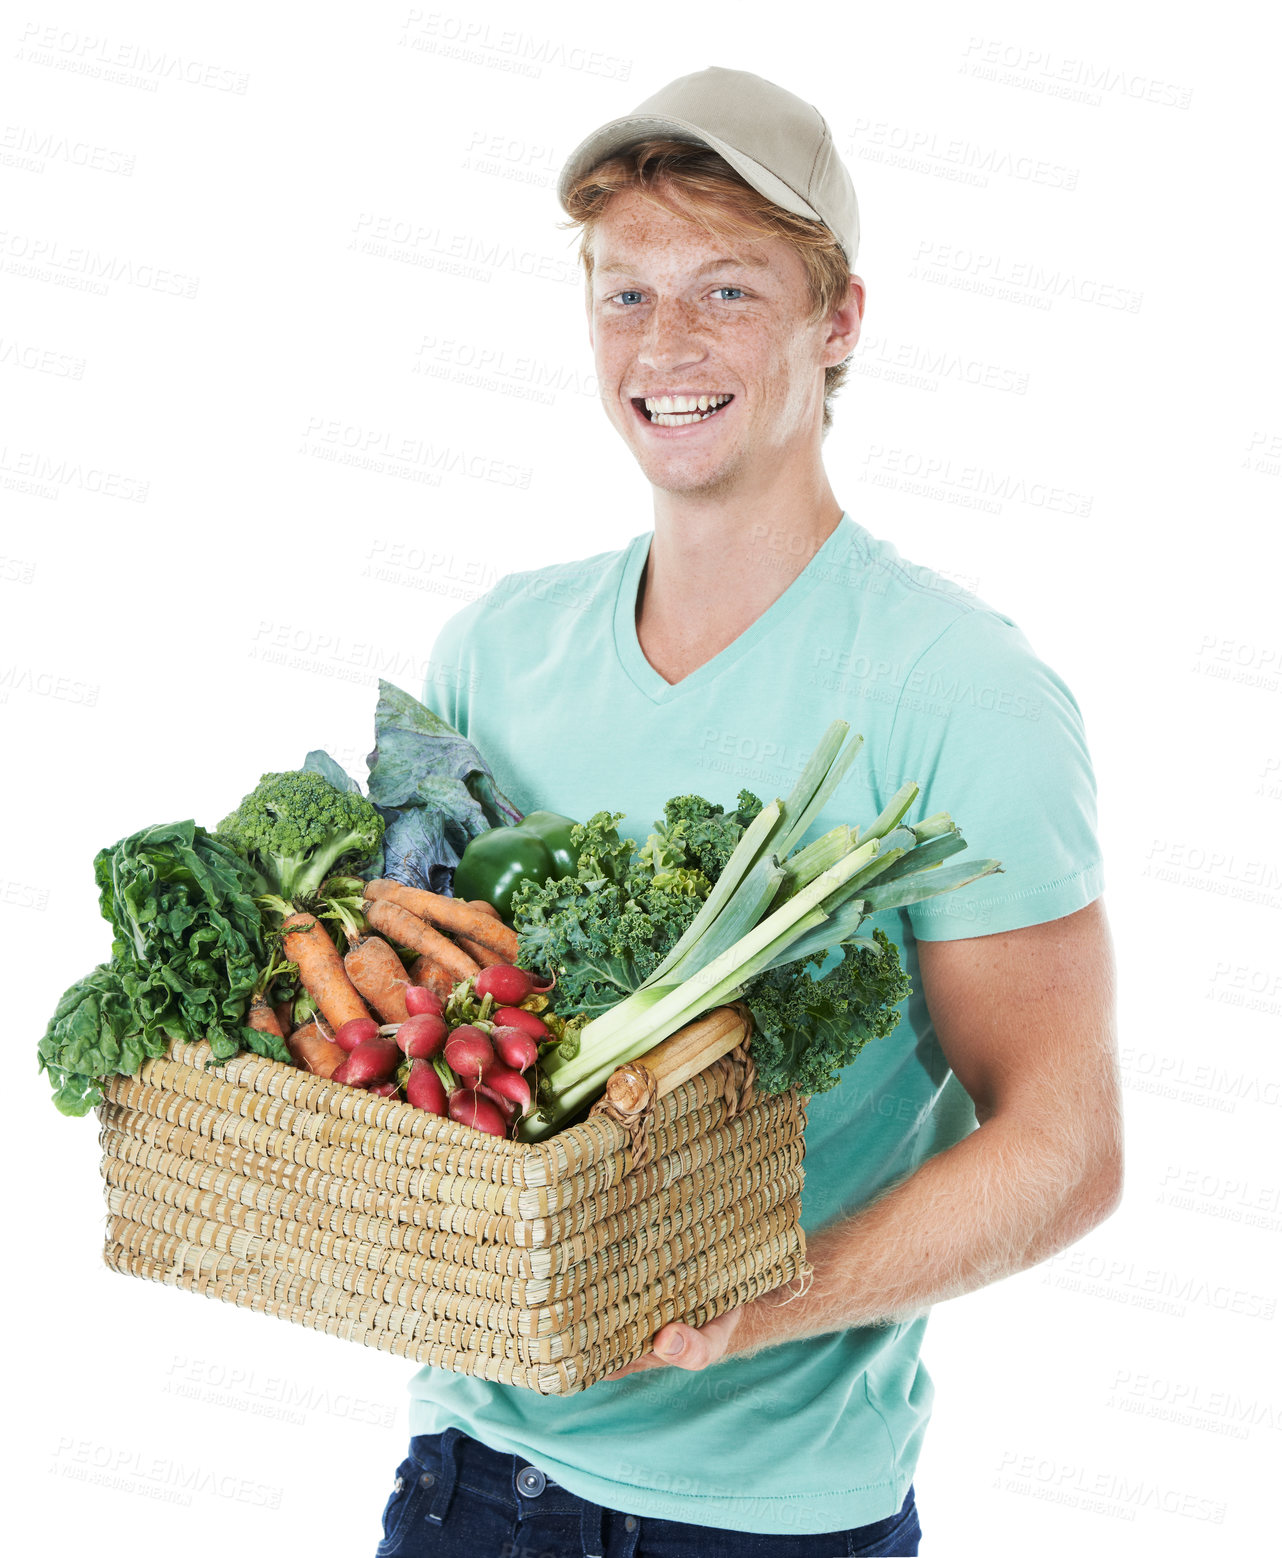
left=556, top=111, right=827, bottom=231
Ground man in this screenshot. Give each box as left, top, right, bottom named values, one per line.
left=376, top=66, right=1122, bottom=1557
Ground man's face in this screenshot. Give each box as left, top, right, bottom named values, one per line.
left=586, top=186, right=861, bottom=499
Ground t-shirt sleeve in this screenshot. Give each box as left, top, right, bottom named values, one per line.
left=421, top=599, right=486, bottom=735
left=881, top=607, right=1105, bottom=940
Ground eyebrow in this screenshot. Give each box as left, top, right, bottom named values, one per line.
left=595, top=255, right=769, bottom=277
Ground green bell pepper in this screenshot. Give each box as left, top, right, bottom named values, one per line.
left=452, top=810, right=581, bottom=920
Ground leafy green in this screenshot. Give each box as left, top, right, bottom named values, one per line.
left=741, top=929, right=912, bottom=1096
left=39, top=821, right=292, bottom=1115
left=215, top=769, right=384, bottom=902
left=635, top=790, right=764, bottom=884
left=36, top=963, right=157, bottom=1115
left=512, top=797, right=768, bottom=1022
left=366, top=679, right=522, bottom=893
left=302, top=748, right=362, bottom=795
left=512, top=811, right=716, bottom=1021
left=93, top=821, right=283, bottom=1057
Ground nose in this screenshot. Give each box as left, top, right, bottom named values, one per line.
left=637, top=298, right=707, bottom=375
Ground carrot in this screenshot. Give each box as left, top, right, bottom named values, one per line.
left=272, top=999, right=294, bottom=1038
left=469, top=900, right=503, bottom=920
left=247, top=998, right=286, bottom=1040
left=409, top=955, right=455, bottom=1002
left=282, top=911, right=371, bottom=1030
left=364, top=880, right=519, bottom=961
left=455, top=934, right=508, bottom=969
left=344, top=934, right=411, bottom=1023
left=364, top=898, right=480, bottom=984
left=286, top=1021, right=347, bottom=1079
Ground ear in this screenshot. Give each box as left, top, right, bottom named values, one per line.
left=821, top=275, right=865, bottom=366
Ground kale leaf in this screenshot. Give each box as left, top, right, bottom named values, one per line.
left=636, top=789, right=763, bottom=883
left=742, top=928, right=912, bottom=1096
left=512, top=806, right=753, bottom=1021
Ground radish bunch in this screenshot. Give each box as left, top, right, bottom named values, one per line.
left=328, top=966, right=552, bottom=1139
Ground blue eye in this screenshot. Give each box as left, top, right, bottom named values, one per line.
left=713, top=287, right=745, bottom=300
left=613, top=290, right=643, bottom=305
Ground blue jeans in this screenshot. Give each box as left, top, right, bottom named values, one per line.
left=375, top=1428, right=922, bottom=1556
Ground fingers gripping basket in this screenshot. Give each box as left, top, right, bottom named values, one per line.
left=96, top=1003, right=810, bottom=1394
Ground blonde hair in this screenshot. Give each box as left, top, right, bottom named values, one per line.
left=558, top=137, right=855, bottom=435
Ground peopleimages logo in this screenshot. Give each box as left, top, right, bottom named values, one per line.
left=845, top=119, right=1079, bottom=190
left=1043, top=1249, right=1277, bottom=1320
left=959, top=37, right=1194, bottom=110
left=50, top=1436, right=282, bottom=1508
left=1, top=123, right=136, bottom=175
left=993, top=1450, right=1225, bottom=1524
left=859, top=443, right=1093, bottom=517
left=15, top=24, right=250, bottom=93
left=397, top=10, right=631, bottom=81
left=0, top=229, right=199, bottom=297
left=1106, top=1368, right=1281, bottom=1440
left=910, top=240, right=1143, bottom=313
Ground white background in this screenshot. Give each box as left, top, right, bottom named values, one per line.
left=3, top=1, right=1278, bottom=1552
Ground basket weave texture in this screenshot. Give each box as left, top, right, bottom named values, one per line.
left=96, top=1007, right=809, bottom=1394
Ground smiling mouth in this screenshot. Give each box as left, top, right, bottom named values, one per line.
left=634, top=393, right=734, bottom=426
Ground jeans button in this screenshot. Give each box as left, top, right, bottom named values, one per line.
left=517, top=1466, right=547, bottom=1497
left=419, top=1471, right=435, bottom=1488
left=625, top=1515, right=638, bottom=1532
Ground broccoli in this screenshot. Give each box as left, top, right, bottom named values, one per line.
left=215, top=769, right=385, bottom=903
left=742, top=928, right=912, bottom=1097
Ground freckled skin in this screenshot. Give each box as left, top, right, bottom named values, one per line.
left=582, top=186, right=865, bottom=685
left=586, top=188, right=863, bottom=504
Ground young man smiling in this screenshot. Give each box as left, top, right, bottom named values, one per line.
left=377, top=66, right=1121, bottom=1558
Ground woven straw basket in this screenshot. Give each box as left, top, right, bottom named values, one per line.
left=96, top=1002, right=810, bottom=1394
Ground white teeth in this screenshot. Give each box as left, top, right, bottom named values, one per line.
left=641, top=393, right=732, bottom=425
left=642, top=393, right=730, bottom=414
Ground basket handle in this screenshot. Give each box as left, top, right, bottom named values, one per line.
left=589, top=1002, right=756, bottom=1171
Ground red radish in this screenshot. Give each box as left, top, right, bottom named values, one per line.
left=480, top=1061, right=532, bottom=1113
left=444, top=1025, right=494, bottom=1083
left=474, top=964, right=551, bottom=1005
left=448, top=1087, right=507, bottom=1137
left=405, top=1060, right=447, bottom=1116
left=493, top=1006, right=549, bottom=1041
left=404, top=985, right=445, bottom=1018
left=333, top=1036, right=400, bottom=1087
left=491, top=1025, right=538, bottom=1073
left=334, top=1016, right=380, bottom=1053
left=476, top=1081, right=518, bottom=1122
left=395, top=1013, right=448, bottom=1060
left=367, top=1081, right=400, bottom=1097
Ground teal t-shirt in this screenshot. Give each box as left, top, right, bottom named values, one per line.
left=408, top=512, right=1104, bottom=1535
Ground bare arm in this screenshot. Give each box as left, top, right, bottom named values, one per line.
left=605, top=898, right=1124, bottom=1376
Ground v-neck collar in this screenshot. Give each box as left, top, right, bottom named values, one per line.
left=613, top=514, right=856, bottom=705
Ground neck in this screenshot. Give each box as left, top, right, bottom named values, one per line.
left=635, top=476, right=845, bottom=684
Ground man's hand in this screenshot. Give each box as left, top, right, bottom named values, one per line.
left=599, top=1270, right=815, bottom=1381
left=601, top=1307, right=749, bottom=1381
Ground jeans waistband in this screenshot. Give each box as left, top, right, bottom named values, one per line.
left=409, top=1429, right=606, bottom=1531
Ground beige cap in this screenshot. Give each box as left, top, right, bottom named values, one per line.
left=556, top=65, right=859, bottom=268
